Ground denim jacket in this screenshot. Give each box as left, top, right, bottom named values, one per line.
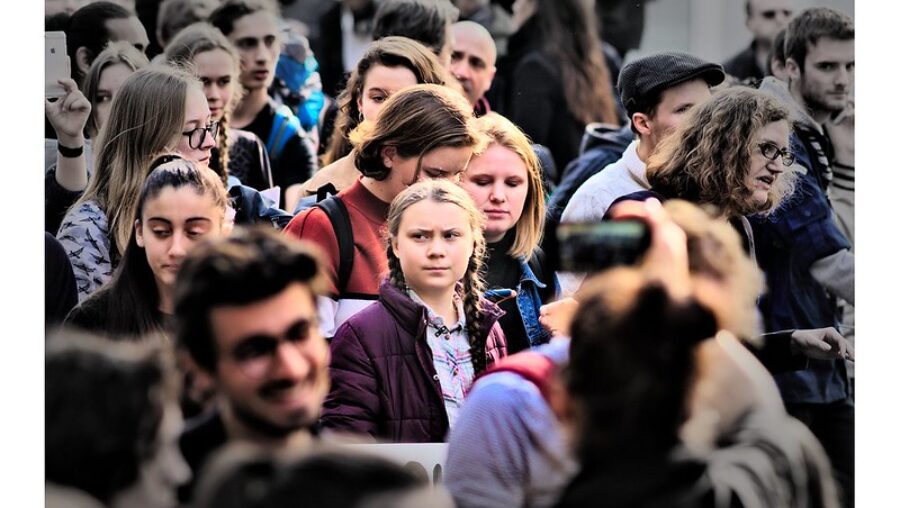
left=516, top=256, right=557, bottom=348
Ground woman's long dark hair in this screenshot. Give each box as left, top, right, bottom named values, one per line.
left=79, top=158, right=228, bottom=339
left=534, top=0, right=619, bottom=125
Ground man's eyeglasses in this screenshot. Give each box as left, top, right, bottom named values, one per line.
left=760, top=9, right=792, bottom=20
left=182, top=121, right=219, bottom=149
left=228, top=318, right=319, bottom=379
left=758, top=142, right=795, bottom=166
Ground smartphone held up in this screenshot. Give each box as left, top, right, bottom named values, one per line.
left=545, top=218, right=651, bottom=274
left=46, top=31, right=70, bottom=99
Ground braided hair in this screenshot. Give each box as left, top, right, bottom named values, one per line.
left=385, top=180, right=490, bottom=374
left=216, top=113, right=231, bottom=185
left=163, top=22, right=245, bottom=186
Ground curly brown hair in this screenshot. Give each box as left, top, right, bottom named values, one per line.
left=645, top=87, right=795, bottom=218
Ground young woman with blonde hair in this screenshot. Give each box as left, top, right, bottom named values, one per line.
left=323, top=180, right=507, bottom=442
left=459, top=112, right=556, bottom=352
left=57, top=65, right=217, bottom=301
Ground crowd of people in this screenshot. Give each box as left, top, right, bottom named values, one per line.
left=43, top=1, right=856, bottom=507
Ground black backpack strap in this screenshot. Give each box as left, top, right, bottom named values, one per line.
left=316, top=183, right=339, bottom=202
left=315, top=196, right=354, bottom=296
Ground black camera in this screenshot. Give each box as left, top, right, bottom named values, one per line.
left=545, top=218, right=651, bottom=273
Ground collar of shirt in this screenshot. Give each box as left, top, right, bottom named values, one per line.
left=408, top=288, right=467, bottom=337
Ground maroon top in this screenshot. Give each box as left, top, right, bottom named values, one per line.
left=322, top=281, right=507, bottom=442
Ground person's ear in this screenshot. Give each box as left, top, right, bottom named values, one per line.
left=632, top=112, right=653, bottom=138
left=176, top=348, right=218, bottom=407
left=785, top=57, right=802, bottom=83
left=391, top=236, right=400, bottom=255
left=135, top=219, right=145, bottom=248
left=75, top=46, right=92, bottom=77
left=381, top=145, right=398, bottom=168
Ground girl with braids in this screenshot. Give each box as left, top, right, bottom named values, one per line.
left=322, top=180, right=507, bottom=443
left=460, top=112, right=557, bottom=353
left=66, top=156, right=230, bottom=339
left=307, top=36, right=452, bottom=197
left=163, top=22, right=274, bottom=191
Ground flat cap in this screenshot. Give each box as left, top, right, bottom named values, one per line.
left=618, top=52, right=725, bottom=114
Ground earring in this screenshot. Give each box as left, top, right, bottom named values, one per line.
left=358, top=111, right=364, bottom=123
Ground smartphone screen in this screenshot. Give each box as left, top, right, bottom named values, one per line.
left=556, top=220, right=651, bottom=273
left=45, top=31, right=69, bottom=98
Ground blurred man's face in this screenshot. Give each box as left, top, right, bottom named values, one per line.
left=452, top=0, right=486, bottom=18
left=638, top=78, right=711, bottom=153
left=210, top=283, right=330, bottom=438
left=105, top=16, right=150, bottom=54
left=450, top=22, right=497, bottom=106
left=746, top=0, right=794, bottom=47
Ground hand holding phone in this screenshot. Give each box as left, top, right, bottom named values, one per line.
left=45, top=78, right=91, bottom=145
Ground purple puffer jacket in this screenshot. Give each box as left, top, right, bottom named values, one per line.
left=321, top=281, right=507, bottom=443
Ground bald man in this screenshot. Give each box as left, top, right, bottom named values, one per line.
left=450, top=20, right=497, bottom=115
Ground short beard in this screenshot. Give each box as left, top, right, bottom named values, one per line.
left=801, top=80, right=846, bottom=118
left=230, top=399, right=313, bottom=439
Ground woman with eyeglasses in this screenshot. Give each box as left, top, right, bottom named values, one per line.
left=612, top=86, right=797, bottom=249
left=65, top=156, right=230, bottom=339
left=163, top=22, right=274, bottom=191
left=57, top=65, right=219, bottom=302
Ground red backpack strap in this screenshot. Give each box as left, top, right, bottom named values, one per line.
left=477, top=351, right=556, bottom=402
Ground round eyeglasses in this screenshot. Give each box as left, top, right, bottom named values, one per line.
left=757, top=142, right=795, bottom=167
left=182, top=121, right=220, bottom=149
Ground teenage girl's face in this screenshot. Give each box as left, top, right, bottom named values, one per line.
left=93, top=62, right=134, bottom=134
left=194, top=48, right=236, bottom=122
left=392, top=199, right=475, bottom=298
left=356, top=64, right=418, bottom=124
left=177, top=86, right=216, bottom=167
left=459, top=143, right=529, bottom=243
left=383, top=145, right=473, bottom=200
left=135, top=186, right=224, bottom=292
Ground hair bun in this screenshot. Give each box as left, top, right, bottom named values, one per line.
left=629, top=284, right=717, bottom=346
left=667, top=299, right=718, bottom=345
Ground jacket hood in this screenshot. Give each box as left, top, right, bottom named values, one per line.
left=757, top=77, right=822, bottom=134
left=378, top=280, right=505, bottom=339
left=579, top=122, right=634, bottom=156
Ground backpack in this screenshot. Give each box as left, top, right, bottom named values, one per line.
left=293, top=183, right=355, bottom=297
left=265, top=104, right=302, bottom=165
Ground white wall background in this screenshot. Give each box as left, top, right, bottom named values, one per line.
left=629, top=0, right=855, bottom=64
